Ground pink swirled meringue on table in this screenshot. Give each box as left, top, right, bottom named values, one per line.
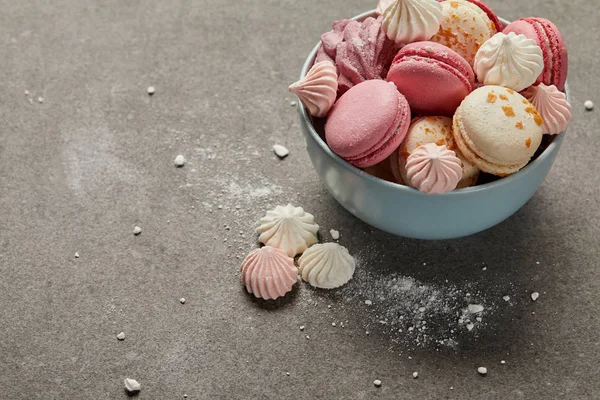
left=239, top=246, right=298, bottom=300
left=289, top=61, right=338, bottom=118
left=335, top=17, right=400, bottom=94
left=521, top=83, right=571, bottom=135
left=381, top=0, right=443, bottom=44
left=405, top=143, right=463, bottom=194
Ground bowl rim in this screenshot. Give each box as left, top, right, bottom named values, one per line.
left=297, top=10, right=570, bottom=198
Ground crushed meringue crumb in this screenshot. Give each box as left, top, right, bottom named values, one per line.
left=477, top=367, right=488, bottom=376
left=531, top=292, right=539, bottom=301
left=584, top=100, right=594, bottom=110
left=272, top=144, right=289, bottom=158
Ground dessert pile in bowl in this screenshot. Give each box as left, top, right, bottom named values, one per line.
left=290, top=0, right=571, bottom=239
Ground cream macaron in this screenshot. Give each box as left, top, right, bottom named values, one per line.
left=392, top=116, right=480, bottom=189
left=453, top=85, right=544, bottom=176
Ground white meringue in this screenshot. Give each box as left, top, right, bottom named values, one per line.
left=289, top=61, right=338, bottom=118
left=257, top=204, right=319, bottom=257
left=298, top=243, right=355, bottom=289
left=521, top=84, right=571, bottom=135
left=405, top=143, right=463, bottom=194
left=377, top=0, right=395, bottom=15
left=382, top=0, right=443, bottom=44
left=474, top=32, right=544, bottom=92
left=240, top=246, right=298, bottom=300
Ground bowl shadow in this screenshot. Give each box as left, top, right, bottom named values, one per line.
left=306, top=187, right=565, bottom=359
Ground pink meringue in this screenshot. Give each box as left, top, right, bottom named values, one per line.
left=240, top=246, right=298, bottom=300
left=336, top=17, right=400, bottom=94
left=315, top=19, right=352, bottom=64
left=405, top=143, right=463, bottom=194
left=377, top=0, right=395, bottom=15
left=289, top=61, right=338, bottom=118
left=521, top=84, right=571, bottom=135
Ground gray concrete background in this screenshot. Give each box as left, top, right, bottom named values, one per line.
left=0, top=0, right=599, bottom=399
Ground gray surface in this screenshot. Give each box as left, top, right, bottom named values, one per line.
left=0, top=0, right=599, bottom=399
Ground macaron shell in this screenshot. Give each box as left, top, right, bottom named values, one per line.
left=387, top=41, right=474, bottom=116
left=431, top=0, right=496, bottom=66
left=453, top=86, right=544, bottom=176
left=325, top=80, right=410, bottom=168
left=396, top=116, right=479, bottom=188
left=503, top=18, right=568, bottom=91
left=466, top=0, right=502, bottom=32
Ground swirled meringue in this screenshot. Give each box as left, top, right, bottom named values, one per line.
left=289, top=61, right=338, bottom=118
left=382, top=0, right=443, bottom=44
left=474, top=32, right=544, bottom=92
left=298, top=243, right=355, bottom=289
left=377, top=0, right=395, bottom=15
left=521, top=84, right=571, bottom=135
left=405, top=143, right=463, bottom=194
left=240, top=246, right=298, bottom=300
left=257, top=204, right=319, bottom=257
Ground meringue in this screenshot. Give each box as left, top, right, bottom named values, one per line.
left=382, top=0, right=443, bottom=44
left=240, top=246, right=298, bottom=300
left=336, top=17, right=400, bottom=94
left=405, top=143, right=463, bottom=194
left=298, top=243, right=355, bottom=289
left=289, top=61, right=338, bottom=118
left=257, top=204, right=319, bottom=257
left=315, top=19, right=352, bottom=64
left=474, top=32, right=544, bottom=92
left=377, top=0, right=395, bottom=15
left=522, top=84, right=571, bottom=135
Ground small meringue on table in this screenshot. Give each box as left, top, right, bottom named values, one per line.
left=240, top=246, right=298, bottom=300
left=257, top=204, right=319, bottom=257
left=298, top=243, right=355, bottom=289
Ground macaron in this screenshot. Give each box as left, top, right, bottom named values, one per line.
left=430, top=0, right=496, bottom=66
left=503, top=18, right=568, bottom=91
left=387, top=41, right=474, bottom=116
left=325, top=80, right=411, bottom=168
left=453, top=86, right=544, bottom=176
left=393, top=116, right=480, bottom=189
left=466, top=0, right=503, bottom=32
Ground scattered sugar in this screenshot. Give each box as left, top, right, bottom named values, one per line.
left=117, top=332, right=125, bottom=340
left=477, top=367, right=488, bottom=376
left=74, top=252, right=79, bottom=258
left=500, top=360, right=506, bottom=365
left=299, top=326, right=305, bottom=331
left=290, top=101, right=297, bottom=107
left=329, top=262, right=498, bottom=350
left=584, top=100, right=594, bottom=110
left=133, top=226, right=142, bottom=235
left=147, top=86, right=155, bottom=95
left=180, top=298, right=186, bottom=304
left=373, top=379, right=382, bottom=387
left=37, top=96, right=44, bottom=103
left=412, top=372, right=419, bottom=379
left=503, top=295, right=510, bottom=302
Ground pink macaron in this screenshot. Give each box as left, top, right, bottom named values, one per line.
left=386, top=41, right=475, bottom=116
left=503, top=18, right=568, bottom=91
left=325, top=80, right=411, bottom=168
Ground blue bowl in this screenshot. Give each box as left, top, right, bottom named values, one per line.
left=297, top=11, right=569, bottom=240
